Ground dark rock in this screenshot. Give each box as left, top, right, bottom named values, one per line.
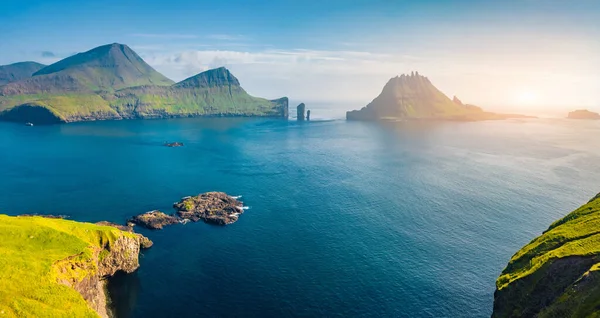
left=306, top=109, right=311, bottom=120
left=173, top=192, right=245, bottom=225
left=128, top=210, right=179, bottom=230
left=164, top=142, right=184, bottom=147
left=297, top=103, right=306, bottom=121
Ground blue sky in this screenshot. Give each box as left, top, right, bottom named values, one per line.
left=1, top=0, right=599, bottom=113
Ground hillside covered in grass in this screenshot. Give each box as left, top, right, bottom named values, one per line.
left=0, top=43, right=288, bottom=124
left=493, top=193, right=600, bottom=318
left=0, top=215, right=151, bottom=317
left=0, top=62, right=47, bottom=86
left=346, top=72, right=529, bottom=122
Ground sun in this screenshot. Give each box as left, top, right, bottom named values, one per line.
left=515, top=91, right=539, bottom=106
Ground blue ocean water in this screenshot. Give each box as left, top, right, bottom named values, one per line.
left=1, top=113, right=600, bottom=317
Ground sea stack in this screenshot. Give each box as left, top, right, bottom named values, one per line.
left=306, top=110, right=311, bottom=120
left=297, top=103, right=306, bottom=121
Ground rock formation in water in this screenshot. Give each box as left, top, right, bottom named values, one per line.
left=346, top=72, right=532, bottom=122
left=128, top=210, right=179, bottom=230
left=173, top=192, right=245, bottom=225
left=164, top=142, right=184, bottom=147
left=567, top=109, right=600, bottom=120
left=493, top=193, right=600, bottom=317
left=0, top=215, right=152, bottom=318
left=297, top=103, right=306, bottom=121
left=306, top=109, right=311, bottom=120
left=128, top=192, right=246, bottom=229
left=0, top=43, right=289, bottom=124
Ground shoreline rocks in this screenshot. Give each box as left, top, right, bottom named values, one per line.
left=128, top=192, right=246, bottom=230
left=128, top=210, right=179, bottom=230
left=174, top=192, right=244, bottom=225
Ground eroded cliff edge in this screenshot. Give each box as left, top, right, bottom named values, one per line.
left=0, top=215, right=152, bottom=317
left=493, top=193, right=600, bottom=318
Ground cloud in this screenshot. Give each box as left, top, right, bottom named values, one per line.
left=41, top=51, right=56, bottom=58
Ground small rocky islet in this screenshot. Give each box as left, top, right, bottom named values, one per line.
left=129, top=192, right=246, bottom=229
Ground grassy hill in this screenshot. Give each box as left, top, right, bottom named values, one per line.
left=0, top=215, right=149, bottom=317
left=0, top=62, right=46, bottom=86
left=0, top=44, right=288, bottom=124
left=493, top=193, right=600, bottom=317
left=346, top=72, right=529, bottom=121
left=1, top=43, right=173, bottom=95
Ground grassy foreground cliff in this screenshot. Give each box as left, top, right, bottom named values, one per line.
left=493, top=193, right=600, bottom=317
left=0, top=215, right=151, bottom=317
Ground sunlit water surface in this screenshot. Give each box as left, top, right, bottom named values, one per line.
left=1, top=110, right=599, bottom=317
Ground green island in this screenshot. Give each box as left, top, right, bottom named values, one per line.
left=346, top=72, right=531, bottom=122
left=0, top=43, right=288, bottom=124
left=493, top=193, right=600, bottom=317
left=0, top=215, right=151, bottom=318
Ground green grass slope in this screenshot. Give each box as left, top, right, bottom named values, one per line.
left=0, top=66, right=288, bottom=123
left=493, top=193, right=600, bottom=318
left=0, top=215, right=139, bottom=317
left=0, top=62, right=46, bottom=86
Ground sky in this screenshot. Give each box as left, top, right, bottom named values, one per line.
left=1, top=0, right=599, bottom=114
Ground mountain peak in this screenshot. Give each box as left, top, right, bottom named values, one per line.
left=0, top=43, right=177, bottom=93
left=174, top=67, right=240, bottom=89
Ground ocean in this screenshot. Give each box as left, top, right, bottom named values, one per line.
left=1, top=108, right=599, bottom=317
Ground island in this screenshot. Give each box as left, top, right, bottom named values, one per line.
left=493, top=192, right=600, bottom=317
left=567, top=109, right=600, bottom=120
left=129, top=192, right=245, bottom=229
left=0, top=43, right=288, bottom=124
left=0, top=214, right=152, bottom=318
left=346, top=72, right=532, bottom=122
left=164, top=142, right=184, bottom=147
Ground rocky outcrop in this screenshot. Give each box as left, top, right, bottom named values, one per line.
left=567, top=109, right=600, bottom=120
left=297, top=103, right=306, bottom=121
left=174, top=192, right=245, bottom=225
left=306, top=109, right=311, bottom=120
left=54, top=233, right=151, bottom=318
left=128, top=210, right=179, bottom=230
left=493, top=193, right=600, bottom=317
left=164, top=142, right=184, bottom=147
left=346, top=73, right=532, bottom=122
left=128, top=192, right=246, bottom=229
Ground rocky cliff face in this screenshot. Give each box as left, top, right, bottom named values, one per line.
left=493, top=193, right=600, bottom=317
left=55, top=235, right=147, bottom=317
left=54, top=233, right=151, bottom=318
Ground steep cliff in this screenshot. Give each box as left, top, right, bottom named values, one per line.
left=493, top=193, right=600, bottom=317
left=0, top=215, right=152, bottom=317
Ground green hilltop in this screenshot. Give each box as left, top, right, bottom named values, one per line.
left=493, top=193, right=600, bottom=318
left=346, top=72, right=529, bottom=121
left=0, top=43, right=288, bottom=124
left=0, top=62, right=47, bottom=86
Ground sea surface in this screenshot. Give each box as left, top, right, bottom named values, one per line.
left=1, top=107, right=600, bottom=317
